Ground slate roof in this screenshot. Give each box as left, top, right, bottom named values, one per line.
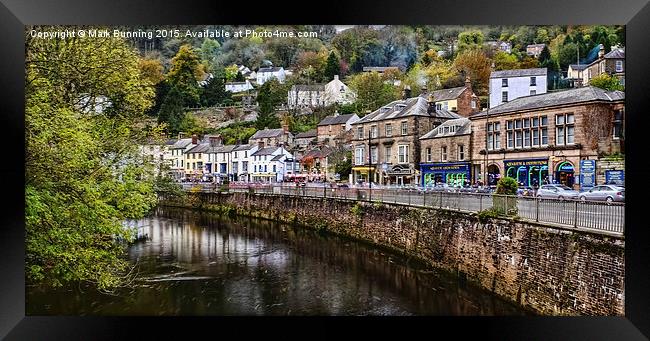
left=490, top=68, right=547, bottom=78
left=165, top=139, right=177, bottom=145
left=258, top=67, right=283, bottom=73
left=420, top=118, right=472, bottom=139
left=233, top=144, right=255, bottom=151
left=569, top=64, right=588, bottom=71
left=170, top=138, right=193, bottom=149
left=250, top=128, right=285, bottom=139
left=252, top=147, right=280, bottom=156
left=318, top=113, right=357, bottom=126
left=186, top=143, right=210, bottom=154
left=470, top=86, right=625, bottom=117
left=604, top=48, right=625, bottom=59
left=270, top=155, right=285, bottom=161
left=355, top=97, right=462, bottom=124
left=291, top=84, right=326, bottom=91
left=295, top=129, right=317, bottom=139
left=430, top=86, right=468, bottom=101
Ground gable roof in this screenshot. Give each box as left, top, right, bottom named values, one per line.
left=258, top=67, right=283, bottom=73
left=420, top=118, right=472, bottom=139
left=430, top=86, right=468, bottom=101
left=170, top=138, right=194, bottom=149
left=250, top=128, right=285, bottom=139
left=355, top=96, right=462, bottom=124
left=470, top=86, right=624, bottom=117
left=295, top=129, right=317, bottom=139
left=318, top=113, right=358, bottom=126
left=490, top=68, right=547, bottom=78
left=604, top=48, right=625, bottom=59
left=291, top=84, right=326, bottom=91
left=233, top=144, right=256, bottom=151
left=569, top=64, right=588, bottom=71
left=186, top=143, right=210, bottom=154
left=252, top=147, right=280, bottom=156
left=270, top=155, right=285, bottom=161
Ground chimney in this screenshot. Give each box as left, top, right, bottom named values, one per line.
left=598, top=44, right=605, bottom=59
left=282, top=123, right=289, bottom=134
left=465, top=75, right=472, bottom=91
left=178, top=132, right=185, bottom=139
left=402, top=85, right=412, bottom=100
left=209, top=135, right=223, bottom=147
left=334, top=75, right=339, bottom=81
left=420, top=85, right=428, bottom=96
left=191, top=134, right=198, bottom=145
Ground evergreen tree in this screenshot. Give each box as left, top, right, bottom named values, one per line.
left=200, top=70, right=230, bottom=107
left=158, top=85, right=185, bottom=133
left=235, top=71, right=245, bottom=82
left=165, top=44, right=203, bottom=108
left=324, top=51, right=341, bottom=81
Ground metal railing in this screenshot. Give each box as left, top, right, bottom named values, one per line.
left=180, top=183, right=625, bottom=236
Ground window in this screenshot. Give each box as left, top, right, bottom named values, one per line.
left=401, top=121, right=408, bottom=135
left=398, top=145, right=409, bottom=164
left=436, top=103, right=442, bottom=110
left=530, top=77, right=536, bottom=86
left=254, top=165, right=257, bottom=172
left=615, top=60, right=623, bottom=72
left=541, top=128, right=548, bottom=145
left=613, top=110, right=624, bottom=139
left=502, top=78, right=508, bottom=87
left=385, top=146, right=392, bottom=162
left=273, top=165, right=276, bottom=172
left=426, top=147, right=432, bottom=162
left=530, top=90, right=536, bottom=96
left=502, top=92, right=508, bottom=103
left=507, top=131, right=514, bottom=148
left=370, top=146, right=378, bottom=163
left=555, top=113, right=574, bottom=145
left=458, top=145, right=465, bottom=160
left=385, top=123, right=393, bottom=137
left=370, top=125, right=378, bottom=138
left=441, top=146, right=447, bottom=161
left=355, top=147, right=365, bottom=165
left=357, top=127, right=364, bottom=139
left=486, top=122, right=501, bottom=150
left=524, top=130, right=531, bottom=147
left=471, top=100, right=476, bottom=109
left=245, top=151, right=248, bottom=158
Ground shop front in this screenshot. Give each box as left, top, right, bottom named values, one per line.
left=503, top=158, right=549, bottom=187
left=385, top=164, right=415, bottom=186
left=352, top=166, right=375, bottom=184
left=421, top=162, right=471, bottom=187
left=555, top=161, right=575, bottom=187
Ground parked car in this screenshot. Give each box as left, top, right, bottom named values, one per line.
left=536, top=184, right=580, bottom=200
left=517, top=186, right=535, bottom=197
left=430, top=183, right=456, bottom=193
left=579, top=185, right=625, bottom=204
left=337, top=183, right=350, bottom=189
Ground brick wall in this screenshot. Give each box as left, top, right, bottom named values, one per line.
left=162, top=192, right=625, bottom=316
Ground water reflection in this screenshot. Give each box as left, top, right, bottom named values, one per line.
left=27, top=207, right=529, bottom=316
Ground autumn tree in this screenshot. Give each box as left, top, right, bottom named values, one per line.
left=453, top=49, right=492, bottom=96
left=25, top=27, right=158, bottom=290
left=589, top=73, right=624, bottom=91
left=165, top=44, right=203, bottom=108
left=348, top=71, right=400, bottom=113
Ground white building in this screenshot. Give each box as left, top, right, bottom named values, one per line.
left=288, top=75, right=356, bottom=109
left=210, top=145, right=236, bottom=181
left=489, top=68, right=547, bottom=108
left=250, top=146, right=293, bottom=183
left=225, top=80, right=254, bottom=93
left=168, top=136, right=199, bottom=180
left=256, top=67, right=286, bottom=85
left=230, top=144, right=259, bottom=182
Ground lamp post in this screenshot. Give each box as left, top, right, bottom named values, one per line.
left=368, top=126, right=372, bottom=202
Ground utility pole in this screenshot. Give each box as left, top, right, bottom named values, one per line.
left=368, top=126, right=372, bottom=202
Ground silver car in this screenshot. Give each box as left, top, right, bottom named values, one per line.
left=536, top=184, right=580, bottom=200
left=579, top=185, right=625, bottom=204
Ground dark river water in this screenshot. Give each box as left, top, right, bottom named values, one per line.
left=27, top=207, right=529, bottom=316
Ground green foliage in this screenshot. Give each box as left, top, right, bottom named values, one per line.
left=324, top=51, right=341, bottom=80
left=200, top=69, right=231, bottom=107
left=157, top=85, right=186, bottom=133
left=26, top=30, right=157, bottom=290
left=200, top=38, right=221, bottom=71
left=217, top=121, right=257, bottom=145
left=154, top=175, right=185, bottom=199
left=457, top=30, right=484, bottom=52
left=477, top=208, right=500, bottom=223
left=177, top=113, right=208, bottom=135
left=348, top=72, right=400, bottom=113
left=257, top=78, right=289, bottom=115
left=495, top=177, right=518, bottom=195
left=334, top=151, right=353, bottom=179
left=589, top=73, right=624, bottom=91
left=165, top=44, right=203, bottom=108
left=350, top=203, right=364, bottom=217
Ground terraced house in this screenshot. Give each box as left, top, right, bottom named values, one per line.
left=469, top=86, right=624, bottom=189
left=350, top=94, right=462, bottom=186
left=419, top=117, right=473, bottom=187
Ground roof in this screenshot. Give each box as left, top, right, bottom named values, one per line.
left=226, top=81, right=250, bottom=85
left=420, top=118, right=472, bottom=139
left=355, top=96, right=462, bottom=124
left=470, top=86, right=625, bottom=117
left=362, top=66, right=398, bottom=72
left=165, top=139, right=177, bottom=145
left=429, top=86, right=468, bottom=101
left=233, top=144, right=255, bottom=151
left=527, top=44, right=546, bottom=48
left=170, top=138, right=193, bottom=149
left=490, top=68, right=547, bottom=78
left=569, top=64, right=588, bottom=71
left=186, top=143, right=210, bottom=153
left=318, top=113, right=357, bottom=126
left=291, top=84, right=325, bottom=91
left=250, top=128, right=285, bottom=139
left=252, top=147, right=280, bottom=156
left=258, top=67, right=283, bottom=73
left=270, top=155, right=285, bottom=161
left=604, top=48, right=625, bottom=59
left=295, top=129, right=317, bottom=139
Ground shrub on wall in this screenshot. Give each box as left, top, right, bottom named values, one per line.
left=493, top=177, right=518, bottom=216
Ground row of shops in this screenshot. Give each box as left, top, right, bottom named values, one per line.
left=353, top=158, right=624, bottom=189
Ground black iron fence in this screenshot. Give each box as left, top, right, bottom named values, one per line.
left=180, top=183, right=625, bottom=236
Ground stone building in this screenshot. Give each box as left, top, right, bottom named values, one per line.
left=583, top=45, right=625, bottom=88
left=469, top=86, right=624, bottom=189
left=428, top=77, right=480, bottom=117
left=248, top=125, right=294, bottom=148
left=316, top=112, right=360, bottom=145
left=350, top=94, right=461, bottom=186
left=419, top=117, right=473, bottom=187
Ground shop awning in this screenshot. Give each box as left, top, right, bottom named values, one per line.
left=352, top=166, right=375, bottom=172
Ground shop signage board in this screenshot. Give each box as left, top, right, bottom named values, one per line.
left=580, top=160, right=596, bottom=190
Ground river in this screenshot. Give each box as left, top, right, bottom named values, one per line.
left=27, top=207, right=530, bottom=316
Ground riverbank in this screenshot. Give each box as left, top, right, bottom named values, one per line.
left=158, top=191, right=625, bottom=316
